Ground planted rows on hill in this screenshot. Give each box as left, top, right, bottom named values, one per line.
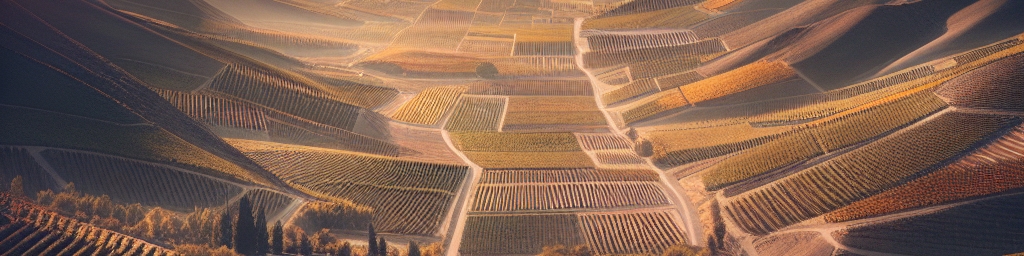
left=0, top=147, right=59, bottom=198
left=0, top=197, right=174, bottom=256
left=239, top=142, right=467, bottom=234
left=826, top=125, right=1024, bottom=223
left=40, top=149, right=242, bottom=211
left=391, top=86, right=467, bottom=125
left=583, top=39, right=726, bottom=69
left=466, top=80, right=593, bottom=96
left=724, top=111, right=1017, bottom=235
left=586, top=31, right=700, bottom=52
left=833, top=192, right=1024, bottom=255
left=445, top=96, right=507, bottom=132
left=478, top=169, right=661, bottom=184
left=471, top=182, right=669, bottom=212
left=459, top=214, right=584, bottom=255
left=578, top=210, right=687, bottom=255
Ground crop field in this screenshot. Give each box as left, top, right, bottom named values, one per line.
left=645, top=123, right=795, bottom=166
left=492, top=56, right=582, bottom=77
left=702, top=0, right=740, bottom=10
left=463, top=151, right=596, bottom=169
left=206, top=65, right=366, bottom=129
left=724, top=112, right=1016, bottom=235
left=444, top=96, right=507, bottom=132
left=602, top=78, right=661, bottom=106
left=500, top=96, right=606, bottom=129
left=583, top=39, right=727, bottom=69
left=595, top=67, right=632, bottom=85
left=0, top=147, right=59, bottom=198
left=825, top=125, right=1024, bottom=223
left=239, top=188, right=295, bottom=218
left=578, top=210, right=688, bottom=255
left=478, top=169, right=661, bottom=184
left=0, top=198, right=173, bottom=256
left=594, top=151, right=648, bottom=165
left=654, top=70, right=705, bottom=90
left=692, top=9, right=779, bottom=38
left=833, top=192, right=1024, bottom=255
left=391, top=86, right=467, bottom=125
left=459, top=214, right=584, bottom=255
left=466, top=80, right=594, bottom=96
left=450, top=132, right=581, bottom=152
left=159, top=90, right=399, bottom=155
left=40, top=149, right=243, bottom=211
left=0, top=106, right=263, bottom=186
left=364, top=51, right=482, bottom=75
left=233, top=139, right=468, bottom=234
left=513, top=41, right=576, bottom=56
left=458, top=38, right=514, bottom=54
left=630, top=57, right=704, bottom=80
left=701, top=132, right=822, bottom=191
left=806, top=89, right=948, bottom=152
left=576, top=133, right=633, bottom=150
left=391, top=26, right=470, bottom=51
left=936, top=52, right=1024, bottom=111
left=582, top=5, right=708, bottom=31
left=471, top=182, right=669, bottom=212
left=679, top=61, right=797, bottom=105
left=618, top=88, right=690, bottom=124
left=586, top=31, right=700, bottom=52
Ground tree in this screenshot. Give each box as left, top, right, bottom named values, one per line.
left=408, top=242, right=420, bottom=256
left=367, top=223, right=378, bottom=256
left=377, top=237, right=388, bottom=256
left=299, top=233, right=312, bottom=255
left=9, top=176, right=23, bottom=198
left=662, top=244, right=709, bottom=256
left=234, top=197, right=257, bottom=255
left=476, top=62, right=499, bottom=79
left=336, top=242, right=352, bottom=256
left=634, top=137, right=654, bottom=157
left=218, top=209, right=233, bottom=248
left=271, top=221, right=284, bottom=255
left=255, top=209, right=269, bottom=255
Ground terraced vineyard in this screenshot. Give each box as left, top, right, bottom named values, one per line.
left=232, top=139, right=467, bottom=235
left=7, top=0, right=1024, bottom=254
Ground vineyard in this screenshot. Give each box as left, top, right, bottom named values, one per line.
left=585, top=31, right=700, bottom=52
left=471, top=182, right=669, bottom=212
left=466, top=80, right=593, bottom=96
left=463, top=151, right=596, bottom=169
left=459, top=214, right=584, bottom=255
left=602, top=78, right=661, bottom=106
left=700, top=132, right=822, bottom=191
left=678, top=61, right=797, bottom=105
left=825, top=125, right=1024, bottom=223
left=40, top=149, right=243, bottom=211
left=724, top=111, right=1016, bottom=235
left=582, top=39, right=727, bottom=69
left=578, top=210, right=688, bottom=255
left=618, top=89, right=690, bottom=124
left=233, top=139, right=468, bottom=234
left=444, top=96, right=507, bottom=132
left=450, top=132, right=581, bottom=152
left=478, top=169, right=661, bottom=184
left=575, top=133, right=634, bottom=151
left=0, top=196, right=174, bottom=256
left=646, top=123, right=795, bottom=167
left=582, top=5, right=707, bottom=31
left=935, top=52, right=1024, bottom=111
left=391, top=86, right=467, bottom=125
left=0, top=147, right=59, bottom=199
left=833, top=192, right=1024, bottom=255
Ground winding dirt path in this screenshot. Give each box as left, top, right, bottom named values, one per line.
left=573, top=18, right=704, bottom=247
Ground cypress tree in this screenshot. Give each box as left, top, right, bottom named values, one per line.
left=234, top=197, right=257, bottom=255
left=255, top=209, right=269, bottom=255
left=218, top=209, right=233, bottom=248
left=408, top=242, right=420, bottom=256
left=378, top=237, right=387, bottom=256
left=271, top=221, right=284, bottom=255
left=367, top=223, right=378, bottom=256
left=299, top=233, right=312, bottom=256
